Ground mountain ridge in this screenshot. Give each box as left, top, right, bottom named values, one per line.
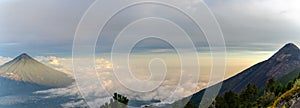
left=171, top=43, right=300, bottom=107
left=221, top=43, right=300, bottom=93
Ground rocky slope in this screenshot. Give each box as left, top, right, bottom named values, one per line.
left=171, top=43, right=300, bottom=107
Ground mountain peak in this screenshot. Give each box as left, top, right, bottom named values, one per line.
left=282, top=43, right=299, bottom=50
left=0, top=53, right=74, bottom=87
left=20, top=53, right=29, bottom=56
left=18, top=53, right=31, bottom=58
left=269, top=43, right=300, bottom=61
left=14, top=53, right=34, bottom=61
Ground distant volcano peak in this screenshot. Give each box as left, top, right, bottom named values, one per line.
left=0, top=53, right=74, bottom=87
left=16, top=53, right=33, bottom=59
left=20, top=53, right=30, bottom=56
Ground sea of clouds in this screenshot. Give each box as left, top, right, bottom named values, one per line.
left=0, top=55, right=211, bottom=107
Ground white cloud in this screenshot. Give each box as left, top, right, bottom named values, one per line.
left=257, top=0, right=300, bottom=24
left=0, top=95, right=36, bottom=106
left=0, top=54, right=211, bottom=106
left=33, top=84, right=92, bottom=108
left=0, top=56, right=12, bottom=65
left=33, top=84, right=78, bottom=99
left=93, top=58, right=206, bottom=104
left=204, top=0, right=300, bottom=50
left=35, top=56, right=73, bottom=75
left=39, top=55, right=206, bottom=106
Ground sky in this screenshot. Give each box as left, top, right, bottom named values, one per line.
left=0, top=0, right=299, bottom=57
left=0, top=0, right=299, bottom=76
left=0, top=0, right=300, bottom=106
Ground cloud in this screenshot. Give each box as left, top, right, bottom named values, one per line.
left=35, top=56, right=73, bottom=75
left=0, top=0, right=94, bottom=56
left=95, top=58, right=114, bottom=70
left=34, top=55, right=207, bottom=106
left=0, top=95, right=37, bottom=106
left=1, top=0, right=299, bottom=106
left=49, top=58, right=59, bottom=65
left=204, top=0, right=300, bottom=50
left=32, top=56, right=119, bottom=106
left=33, top=84, right=79, bottom=99
left=92, top=57, right=207, bottom=105
left=0, top=54, right=215, bottom=107
left=33, top=84, right=90, bottom=108
left=0, top=56, right=12, bottom=65
left=0, top=0, right=298, bottom=57
left=0, top=54, right=211, bottom=106
left=36, top=56, right=61, bottom=66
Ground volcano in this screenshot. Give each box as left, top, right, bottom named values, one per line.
left=171, top=43, right=300, bottom=107
left=0, top=53, right=74, bottom=87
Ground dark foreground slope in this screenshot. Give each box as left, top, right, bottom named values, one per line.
left=220, top=43, right=300, bottom=94
left=171, top=43, right=300, bottom=107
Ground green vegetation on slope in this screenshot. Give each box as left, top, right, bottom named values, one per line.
left=100, top=93, right=129, bottom=108
left=270, top=79, right=300, bottom=108
left=277, top=67, right=300, bottom=85
left=210, top=69, right=300, bottom=108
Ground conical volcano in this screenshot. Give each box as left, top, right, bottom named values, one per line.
left=0, top=53, right=73, bottom=87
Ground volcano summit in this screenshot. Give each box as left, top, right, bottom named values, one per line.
left=0, top=53, right=73, bottom=87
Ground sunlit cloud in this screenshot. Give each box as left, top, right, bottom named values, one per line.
left=35, top=56, right=73, bottom=75
left=0, top=56, right=12, bottom=65
left=0, top=54, right=260, bottom=105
